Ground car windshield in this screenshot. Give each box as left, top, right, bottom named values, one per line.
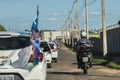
left=0, top=36, right=31, bottom=50
left=40, top=42, right=48, bottom=48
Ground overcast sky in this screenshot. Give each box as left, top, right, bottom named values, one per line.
left=0, top=0, right=120, bottom=32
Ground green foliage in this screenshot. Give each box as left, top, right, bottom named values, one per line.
left=0, top=25, right=6, bottom=31
left=93, top=58, right=107, bottom=64
left=89, top=32, right=100, bottom=38
left=93, top=58, right=120, bottom=69
left=107, top=62, right=120, bottom=69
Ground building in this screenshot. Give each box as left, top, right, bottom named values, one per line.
left=41, top=30, right=62, bottom=41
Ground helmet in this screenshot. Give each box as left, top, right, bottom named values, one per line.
left=81, top=32, right=87, bottom=38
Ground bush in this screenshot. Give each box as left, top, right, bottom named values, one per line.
left=0, top=25, right=6, bottom=31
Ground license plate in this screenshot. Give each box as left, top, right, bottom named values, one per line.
left=0, top=75, right=14, bottom=80
left=82, top=57, right=88, bottom=62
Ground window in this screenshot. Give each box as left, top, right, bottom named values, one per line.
left=0, top=36, right=31, bottom=50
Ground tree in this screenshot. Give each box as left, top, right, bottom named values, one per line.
left=0, top=25, right=6, bottom=31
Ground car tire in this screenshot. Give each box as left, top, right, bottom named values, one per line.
left=47, top=63, right=52, bottom=68
left=54, top=58, right=57, bottom=63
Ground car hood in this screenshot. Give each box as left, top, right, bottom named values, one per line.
left=0, top=46, right=32, bottom=68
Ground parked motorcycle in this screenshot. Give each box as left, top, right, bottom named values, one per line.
left=78, top=43, right=93, bottom=74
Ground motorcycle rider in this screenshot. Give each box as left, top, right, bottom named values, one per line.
left=76, top=31, right=93, bottom=68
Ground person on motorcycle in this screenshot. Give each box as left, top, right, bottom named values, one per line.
left=76, top=31, right=93, bottom=68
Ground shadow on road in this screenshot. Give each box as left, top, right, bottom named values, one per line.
left=87, top=74, right=120, bottom=78
left=72, top=62, right=77, bottom=65
left=48, top=71, right=120, bottom=78
left=48, top=71, right=83, bottom=76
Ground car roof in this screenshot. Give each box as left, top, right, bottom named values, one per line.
left=41, top=40, right=49, bottom=42
left=0, top=32, right=30, bottom=37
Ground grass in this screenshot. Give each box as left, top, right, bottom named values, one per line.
left=93, top=58, right=120, bottom=69
left=89, top=33, right=100, bottom=38
left=93, top=58, right=107, bottom=64
left=107, top=62, right=120, bottom=69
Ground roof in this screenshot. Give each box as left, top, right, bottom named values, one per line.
left=0, top=32, right=31, bottom=37
left=107, top=24, right=120, bottom=30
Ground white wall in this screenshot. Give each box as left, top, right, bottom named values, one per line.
left=43, top=31, right=62, bottom=41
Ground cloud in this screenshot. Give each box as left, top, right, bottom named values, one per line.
left=89, top=12, right=101, bottom=15
left=52, top=13, right=59, bottom=16
left=47, top=17, right=58, bottom=21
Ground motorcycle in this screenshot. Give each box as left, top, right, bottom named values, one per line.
left=78, top=43, right=93, bottom=74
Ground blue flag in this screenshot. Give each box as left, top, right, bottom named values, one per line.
left=31, top=17, right=39, bottom=32
left=31, top=17, right=41, bottom=65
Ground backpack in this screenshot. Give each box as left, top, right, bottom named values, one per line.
left=78, top=38, right=91, bottom=52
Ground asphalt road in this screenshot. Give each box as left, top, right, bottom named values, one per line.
left=46, top=45, right=120, bottom=80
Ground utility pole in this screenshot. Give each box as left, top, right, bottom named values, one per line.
left=61, top=25, right=66, bottom=43
left=101, top=0, right=107, bottom=56
left=66, top=21, right=68, bottom=45
left=85, top=0, right=89, bottom=38
left=61, top=27, right=63, bottom=42
left=68, top=11, right=72, bottom=46
left=76, top=0, right=80, bottom=40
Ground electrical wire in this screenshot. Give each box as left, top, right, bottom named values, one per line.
left=62, top=0, right=76, bottom=28
left=79, top=0, right=85, bottom=16
left=62, top=0, right=97, bottom=29
left=88, top=0, right=97, bottom=6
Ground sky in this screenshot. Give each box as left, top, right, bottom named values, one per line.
left=0, top=0, right=120, bottom=32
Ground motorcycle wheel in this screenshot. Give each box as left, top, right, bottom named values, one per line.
left=83, top=62, right=88, bottom=74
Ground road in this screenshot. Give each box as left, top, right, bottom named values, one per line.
left=46, top=44, right=120, bottom=80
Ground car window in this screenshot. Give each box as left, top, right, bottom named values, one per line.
left=49, top=43, right=54, bottom=49
left=40, top=42, right=51, bottom=52
left=40, top=42, right=48, bottom=48
left=0, top=36, right=31, bottom=50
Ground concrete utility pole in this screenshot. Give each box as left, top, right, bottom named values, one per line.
left=76, top=0, right=80, bottom=40
left=62, top=21, right=67, bottom=44
left=101, top=0, right=107, bottom=56
left=85, top=0, right=89, bottom=38
left=68, top=11, right=72, bottom=46
left=50, top=30, right=52, bottom=41
left=66, top=21, right=68, bottom=45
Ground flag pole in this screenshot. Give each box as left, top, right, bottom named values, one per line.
left=37, top=5, right=39, bottom=30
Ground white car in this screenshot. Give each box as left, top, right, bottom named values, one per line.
left=0, top=32, right=47, bottom=80
left=40, top=40, right=52, bottom=68
left=48, top=42, right=58, bottom=63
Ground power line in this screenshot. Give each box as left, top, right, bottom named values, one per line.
left=79, top=0, right=97, bottom=16
left=70, top=0, right=76, bottom=13
left=79, top=0, right=85, bottom=16
left=88, top=0, right=97, bottom=6
left=63, top=0, right=76, bottom=28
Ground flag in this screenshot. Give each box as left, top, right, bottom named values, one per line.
left=31, top=18, right=41, bottom=65
left=31, top=5, right=41, bottom=65
left=32, top=40, right=40, bottom=65
left=31, top=17, right=39, bottom=40
left=31, top=17, right=39, bottom=32
left=31, top=17, right=41, bottom=65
